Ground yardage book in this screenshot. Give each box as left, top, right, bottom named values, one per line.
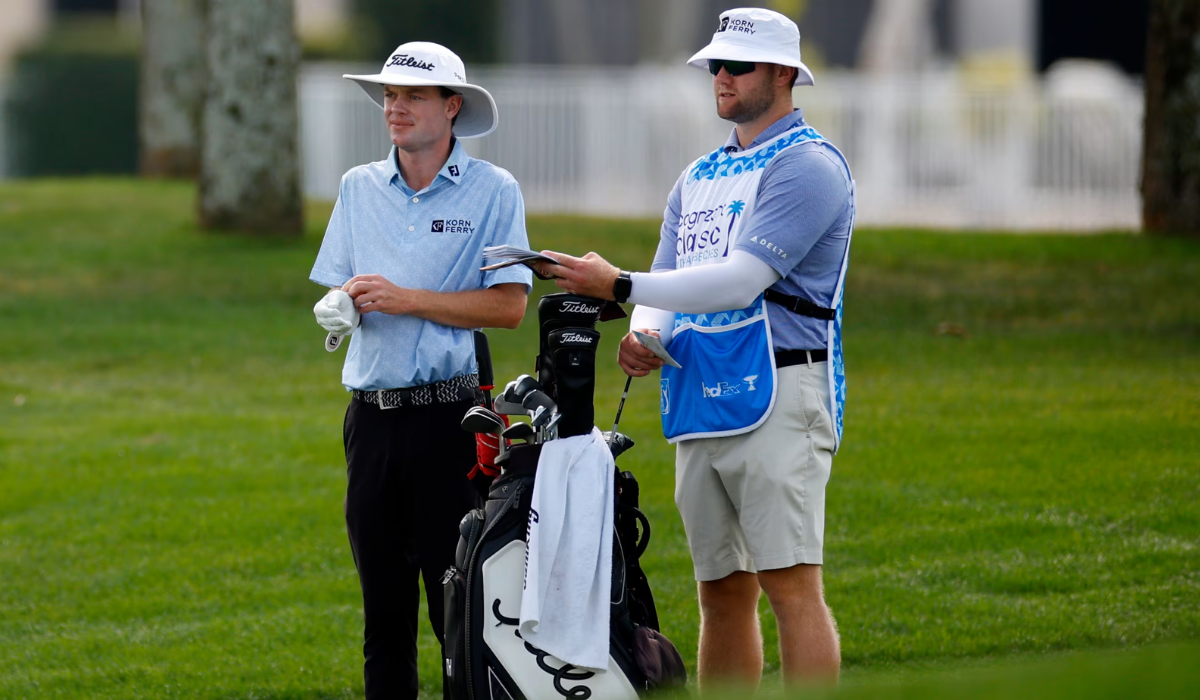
left=480, top=245, right=558, bottom=274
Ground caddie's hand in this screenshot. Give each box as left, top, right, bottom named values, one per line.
left=538, top=251, right=620, bottom=300
left=314, top=289, right=360, bottom=335
left=618, top=329, right=664, bottom=377
left=344, top=274, right=412, bottom=315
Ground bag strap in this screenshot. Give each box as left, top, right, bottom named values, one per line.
left=763, top=289, right=836, bottom=321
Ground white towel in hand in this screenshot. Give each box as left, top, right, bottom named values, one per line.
left=519, top=427, right=614, bottom=671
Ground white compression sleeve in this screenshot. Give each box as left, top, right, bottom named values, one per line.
left=627, top=251, right=781, bottom=315
left=628, top=305, right=677, bottom=346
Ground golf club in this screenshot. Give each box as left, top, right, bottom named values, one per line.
left=608, top=375, right=632, bottom=449
left=461, top=406, right=504, bottom=434
left=522, top=389, right=557, bottom=428
left=502, top=421, right=536, bottom=444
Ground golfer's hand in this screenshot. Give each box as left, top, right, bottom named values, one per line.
left=618, top=329, right=664, bottom=377
left=314, top=289, right=360, bottom=335
left=538, top=251, right=620, bottom=300
left=344, top=274, right=412, bottom=315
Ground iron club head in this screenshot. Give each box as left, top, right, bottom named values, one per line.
left=461, top=406, right=504, bottom=434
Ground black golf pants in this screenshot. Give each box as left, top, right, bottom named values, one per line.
left=343, top=397, right=480, bottom=700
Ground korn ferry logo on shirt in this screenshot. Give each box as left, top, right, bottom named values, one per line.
left=432, top=219, right=474, bottom=233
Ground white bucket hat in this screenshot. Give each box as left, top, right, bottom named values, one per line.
left=343, top=41, right=499, bottom=138
left=686, top=7, right=815, bottom=87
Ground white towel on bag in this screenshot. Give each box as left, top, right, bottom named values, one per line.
left=519, top=427, right=614, bottom=671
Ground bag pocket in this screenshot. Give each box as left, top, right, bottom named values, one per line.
left=632, top=625, right=688, bottom=691
left=442, top=565, right=469, bottom=700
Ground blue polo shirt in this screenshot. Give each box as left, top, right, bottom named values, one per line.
left=651, top=109, right=854, bottom=351
left=310, top=140, right=533, bottom=391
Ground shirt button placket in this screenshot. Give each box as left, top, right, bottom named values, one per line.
left=408, top=193, right=420, bottom=232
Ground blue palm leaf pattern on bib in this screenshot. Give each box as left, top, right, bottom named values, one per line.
left=688, top=127, right=826, bottom=183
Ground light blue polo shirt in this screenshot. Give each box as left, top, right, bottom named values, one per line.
left=651, top=109, right=853, bottom=351
left=310, top=140, right=533, bottom=391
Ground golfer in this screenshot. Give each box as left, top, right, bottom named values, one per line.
left=539, top=7, right=853, bottom=688
left=309, top=42, right=532, bottom=699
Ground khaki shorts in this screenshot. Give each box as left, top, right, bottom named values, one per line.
left=675, top=361, right=835, bottom=581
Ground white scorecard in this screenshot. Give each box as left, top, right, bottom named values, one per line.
left=633, top=330, right=681, bottom=368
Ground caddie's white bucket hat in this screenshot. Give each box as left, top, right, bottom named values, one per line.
left=686, top=7, right=815, bottom=87
left=343, top=41, right=499, bottom=138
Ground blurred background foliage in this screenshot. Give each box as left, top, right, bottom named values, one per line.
left=349, top=0, right=498, bottom=64
left=3, top=18, right=138, bottom=177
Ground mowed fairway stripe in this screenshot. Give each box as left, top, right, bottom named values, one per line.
left=0, top=180, right=1197, bottom=698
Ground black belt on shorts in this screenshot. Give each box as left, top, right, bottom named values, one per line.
left=352, top=373, right=480, bottom=409
left=775, top=349, right=828, bottom=368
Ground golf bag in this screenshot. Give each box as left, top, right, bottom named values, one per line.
left=442, top=443, right=685, bottom=700
left=443, top=295, right=686, bottom=699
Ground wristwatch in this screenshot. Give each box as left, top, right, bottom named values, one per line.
left=612, top=270, right=633, bottom=303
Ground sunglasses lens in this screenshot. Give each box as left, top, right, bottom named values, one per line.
left=708, top=59, right=756, bottom=76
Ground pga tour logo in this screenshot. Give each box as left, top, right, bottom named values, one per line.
left=560, top=301, right=601, bottom=315
left=661, top=379, right=670, bottom=415
left=702, top=375, right=758, bottom=398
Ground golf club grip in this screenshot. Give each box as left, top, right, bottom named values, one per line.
left=473, top=330, right=494, bottom=390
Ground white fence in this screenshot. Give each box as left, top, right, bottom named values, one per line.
left=0, top=65, right=1141, bottom=230
left=300, top=63, right=1144, bottom=231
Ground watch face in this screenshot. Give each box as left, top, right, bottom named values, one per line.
left=613, top=272, right=633, bottom=303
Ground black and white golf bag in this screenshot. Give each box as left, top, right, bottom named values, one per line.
left=443, top=294, right=687, bottom=699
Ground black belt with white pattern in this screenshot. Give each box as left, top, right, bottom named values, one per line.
left=352, top=373, right=480, bottom=409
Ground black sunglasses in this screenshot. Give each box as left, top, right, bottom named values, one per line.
left=708, top=59, right=757, bottom=76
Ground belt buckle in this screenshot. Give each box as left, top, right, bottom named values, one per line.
left=377, top=389, right=399, bottom=410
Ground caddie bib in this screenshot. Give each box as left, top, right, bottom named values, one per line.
left=660, top=124, right=855, bottom=451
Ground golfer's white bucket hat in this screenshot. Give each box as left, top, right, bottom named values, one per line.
left=686, top=7, right=815, bottom=87
left=343, top=42, right=499, bottom=138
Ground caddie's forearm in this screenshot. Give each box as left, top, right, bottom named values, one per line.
left=628, top=251, right=780, bottom=314
left=405, top=283, right=527, bottom=330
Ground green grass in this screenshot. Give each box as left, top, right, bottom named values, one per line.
left=1, top=179, right=1198, bottom=699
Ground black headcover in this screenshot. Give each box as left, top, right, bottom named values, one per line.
left=545, top=327, right=600, bottom=438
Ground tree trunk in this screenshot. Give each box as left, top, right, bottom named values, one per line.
left=139, top=0, right=206, bottom=179
left=1142, top=0, right=1200, bottom=236
left=859, top=0, right=935, bottom=73
left=199, top=0, right=303, bottom=235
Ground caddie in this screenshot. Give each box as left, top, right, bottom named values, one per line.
left=309, top=41, right=532, bottom=699
left=538, top=7, right=853, bottom=688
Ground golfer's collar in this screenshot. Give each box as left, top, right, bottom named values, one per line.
left=437, top=138, right=468, bottom=185
left=723, top=108, right=806, bottom=153
left=387, top=138, right=468, bottom=191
